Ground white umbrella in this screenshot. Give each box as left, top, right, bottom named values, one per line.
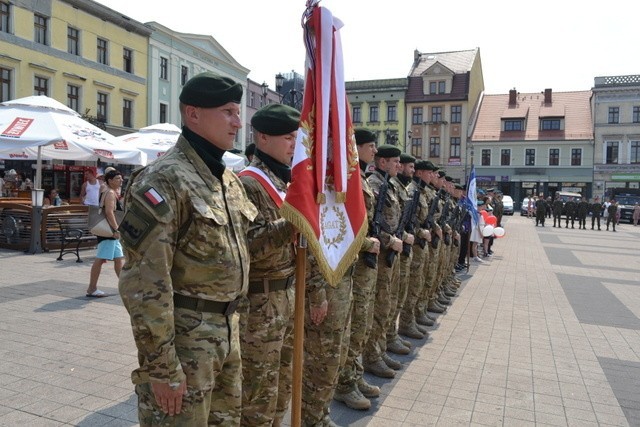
left=0, top=95, right=147, bottom=187
left=116, top=123, right=246, bottom=171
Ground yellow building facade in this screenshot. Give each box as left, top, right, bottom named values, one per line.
left=0, top=0, right=150, bottom=136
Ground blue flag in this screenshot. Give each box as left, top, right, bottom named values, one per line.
left=466, top=165, right=479, bottom=226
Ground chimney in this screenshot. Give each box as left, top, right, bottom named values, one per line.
left=509, top=89, right=517, bottom=106
left=544, top=88, right=552, bottom=104
left=414, top=49, right=421, bottom=62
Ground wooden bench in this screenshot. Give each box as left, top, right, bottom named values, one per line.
left=56, top=216, right=95, bottom=262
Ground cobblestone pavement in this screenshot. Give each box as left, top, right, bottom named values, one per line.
left=0, top=215, right=639, bottom=426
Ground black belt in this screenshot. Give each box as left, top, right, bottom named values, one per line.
left=248, top=276, right=294, bottom=294
left=173, top=293, right=240, bottom=316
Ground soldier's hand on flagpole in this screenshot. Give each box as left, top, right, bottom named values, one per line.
left=310, top=300, right=328, bottom=325
left=390, top=236, right=403, bottom=253
left=404, top=233, right=415, bottom=246
left=366, top=237, right=380, bottom=254
left=152, top=380, right=187, bottom=416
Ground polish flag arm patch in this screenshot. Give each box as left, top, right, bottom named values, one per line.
left=144, top=187, right=165, bottom=206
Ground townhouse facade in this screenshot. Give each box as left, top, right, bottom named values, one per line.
left=245, top=79, right=281, bottom=146
left=591, top=75, right=640, bottom=197
left=470, top=89, right=594, bottom=205
left=346, top=78, right=409, bottom=150
left=405, top=48, right=485, bottom=182
left=0, top=0, right=151, bottom=136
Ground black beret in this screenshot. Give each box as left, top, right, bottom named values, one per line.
left=179, top=72, right=243, bottom=108
left=354, top=128, right=376, bottom=145
left=251, top=104, right=300, bottom=135
left=445, top=176, right=453, bottom=182
left=399, top=153, right=416, bottom=164
left=245, top=143, right=256, bottom=156
left=437, top=170, right=446, bottom=178
left=415, top=160, right=438, bottom=171
left=375, top=144, right=401, bottom=158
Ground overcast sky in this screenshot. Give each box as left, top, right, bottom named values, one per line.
left=95, top=0, right=640, bottom=95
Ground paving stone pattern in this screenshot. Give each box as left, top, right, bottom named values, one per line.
left=0, top=215, right=638, bottom=426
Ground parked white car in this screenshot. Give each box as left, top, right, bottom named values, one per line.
left=501, top=195, right=514, bottom=215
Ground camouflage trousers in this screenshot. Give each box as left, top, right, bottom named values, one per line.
left=363, top=248, right=400, bottom=365
left=400, top=243, right=428, bottom=328
left=336, top=255, right=377, bottom=393
left=135, top=309, right=242, bottom=426
left=240, top=286, right=294, bottom=427
left=302, top=273, right=353, bottom=426
left=417, top=243, right=440, bottom=310
left=387, top=251, right=412, bottom=344
left=427, top=243, right=445, bottom=304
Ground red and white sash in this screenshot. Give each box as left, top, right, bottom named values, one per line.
left=238, top=166, right=286, bottom=208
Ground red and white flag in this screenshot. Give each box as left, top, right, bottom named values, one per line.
left=280, top=2, right=367, bottom=287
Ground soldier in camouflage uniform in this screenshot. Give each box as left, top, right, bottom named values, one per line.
left=535, top=195, right=547, bottom=226
left=564, top=197, right=578, bottom=228
left=237, top=104, right=299, bottom=427
left=334, top=128, right=381, bottom=411
left=398, top=160, right=437, bottom=340
left=302, top=252, right=354, bottom=426
left=118, top=73, right=258, bottom=426
left=576, top=197, right=590, bottom=230
left=385, top=153, right=416, bottom=357
left=362, top=145, right=407, bottom=379
left=552, top=195, right=564, bottom=228
left=606, top=199, right=618, bottom=231
left=591, top=197, right=603, bottom=230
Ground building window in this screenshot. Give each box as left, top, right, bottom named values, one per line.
left=67, top=27, right=79, bottom=55
left=571, top=148, right=582, bottom=166
left=181, top=66, right=188, bottom=86
left=249, top=91, right=255, bottom=108
left=369, top=105, right=378, bottom=122
left=631, top=141, right=640, bottom=164
left=633, top=106, right=640, bottom=123
left=160, top=57, right=168, bottom=80
left=97, top=38, right=108, bottom=65
left=387, top=104, right=397, bottom=122
left=548, top=148, right=559, bottom=166
left=159, top=103, right=167, bottom=123
left=352, top=105, right=361, bottom=123
left=608, top=107, right=619, bottom=124
left=450, top=137, right=461, bottom=158
left=411, top=138, right=422, bottom=158
left=438, top=81, right=446, bottom=94
left=451, top=105, right=461, bottom=123
left=34, top=13, right=48, bottom=45
left=481, top=149, right=491, bottom=166
left=429, top=137, right=440, bottom=158
left=34, top=76, right=48, bottom=96
left=97, top=92, right=108, bottom=123
left=123, top=99, right=132, bottom=128
left=504, top=120, right=523, bottom=131
left=525, top=148, right=535, bottom=166
left=123, top=48, right=133, bottom=73
left=0, top=2, right=10, bottom=33
left=431, top=106, right=442, bottom=123
left=541, top=119, right=561, bottom=130
left=0, top=67, right=10, bottom=102
left=429, top=81, right=446, bottom=94
left=605, top=141, right=618, bottom=164
left=501, top=149, right=510, bottom=166
left=67, top=84, right=80, bottom=112
left=412, top=107, right=423, bottom=125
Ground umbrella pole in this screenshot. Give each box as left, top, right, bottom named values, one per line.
left=35, top=145, right=43, bottom=189
left=291, top=235, right=307, bottom=427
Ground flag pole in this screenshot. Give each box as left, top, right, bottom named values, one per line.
left=291, top=235, right=307, bottom=427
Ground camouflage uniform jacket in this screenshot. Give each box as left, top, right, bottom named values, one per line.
left=360, top=168, right=375, bottom=253
left=239, top=157, right=295, bottom=281
left=428, top=185, right=442, bottom=233
left=409, top=180, right=430, bottom=241
left=564, top=201, right=577, bottom=215
left=118, top=135, right=258, bottom=385
left=368, top=170, right=402, bottom=250
left=553, top=200, right=564, bottom=215
left=591, top=202, right=603, bottom=216
left=391, top=176, right=411, bottom=237
left=577, top=201, right=590, bottom=215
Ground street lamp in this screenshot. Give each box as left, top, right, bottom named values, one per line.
left=385, top=128, right=398, bottom=146
left=260, top=82, right=269, bottom=105
left=27, top=188, right=44, bottom=254
left=406, top=130, right=413, bottom=155
left=274, top=71, right=303, bottom=110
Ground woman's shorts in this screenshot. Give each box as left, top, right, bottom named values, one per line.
left=96, top=239, right=124, bottom=260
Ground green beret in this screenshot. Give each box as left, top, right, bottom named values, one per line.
left=415, top=160, right=438, bottom=171
left=400, top=153, right=416, bottom=164
left=454, top=183, right=463, bottom=190
left=437, top=170, right=446, bottom=178
left=251, top=104, right=300, bottom=136
left=445, top=176, right=453, bottom=182
left=354, top=128, right=376, bottom=145
left=375, top=144, right=401, bottom=158
left=245, top=143, right=256, bottom=156
left=179, top=72, right=243, bottom=108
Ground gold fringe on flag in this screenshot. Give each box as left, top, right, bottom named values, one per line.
left=316, top=193, right=326, bottom=204
left=335, top=192, right=346, bottom=204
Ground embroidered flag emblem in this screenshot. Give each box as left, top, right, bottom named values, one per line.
left=144, top=188, right=165, bottom=206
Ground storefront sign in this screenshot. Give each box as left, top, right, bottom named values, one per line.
left=612, top=173, right=640, bottom=181
left=476, top=175, right=495, bottom=182
left=501, top=175, right=509, bottom=181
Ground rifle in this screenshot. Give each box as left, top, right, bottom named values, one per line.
left=386, top=185, right=420, bottom=267
left=364, top=173, right=389, bottom=269
left=421, top=188, right=443, bottom=249
left=439, top=192, right=451, bottom=246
